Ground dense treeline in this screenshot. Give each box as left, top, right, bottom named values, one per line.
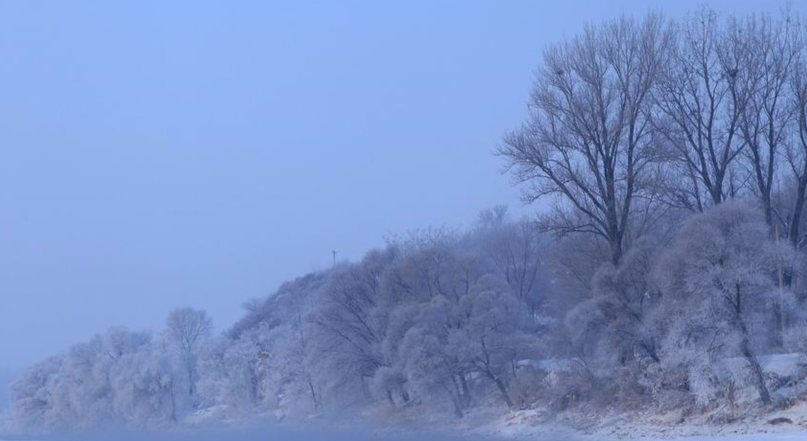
left=9, top=212, right=548, bottom=428
left=11, top=7, right=807, bottom=432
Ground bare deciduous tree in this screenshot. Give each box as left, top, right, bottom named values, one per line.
left=653, top=8, right=748, bottom=211
left=785, top=19, right=807, bottom=248
left=500, top=14, right=673, bottom=264
left=475, top=207, right=547, bottom=316
left=165, top=307, right=213, bottom=396
left=312, top=258, right=387, bottom=396
left=734, top=13, right=798, bottom=227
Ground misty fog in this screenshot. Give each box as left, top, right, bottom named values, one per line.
left=5, top=1, right=807, bottom=441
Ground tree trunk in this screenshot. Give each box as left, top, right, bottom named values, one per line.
left=494, top=376, right=514, bottom=408
left=309, top=381, right=320, bottom=409
left=737, top=311, right=772, bottom=405
left=789, top=174, right=807, bottom=250
left=449, top=391, right=464, bottom=418
left=484, top=370, right=513, bottom=408
left=460, top=373, right=471, bottom=408
left=762, top=193, right=773, bottom=228
left=169, top=384, right=177, bottom=422
left=741, top=338, right=772, bottom=405
left=386, top=389, right=395, bottom=407
left=450, top=375, right=463, bottom=408
left=771, top=302, right=784, bottom=350
left=187, top=361, right=195, bottom=396
left=732, top=283, right=772, bottom=405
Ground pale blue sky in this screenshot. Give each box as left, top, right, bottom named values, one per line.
left=0, top=0, right=801, bottom=373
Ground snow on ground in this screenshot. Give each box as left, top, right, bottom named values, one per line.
left=465, top=396, right=807, bottom=441
left=467, top=353, right=807, bottom=441
left=635, top=436, right=807, bottom=441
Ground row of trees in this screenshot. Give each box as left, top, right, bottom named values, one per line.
left=497, top=7, right=807, bottom=410
left=500, top=7, right=807, bottom=265
left=10, top=211, right=548, bottom=428
left=211, top=212, right=548, bottom=420
left=12, top=200, right=806, bottom=429
left=11, top=7, right=807, bottom=433
left=10, top=308, right=211, bottom=430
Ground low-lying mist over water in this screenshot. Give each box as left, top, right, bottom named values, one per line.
left=7, top=426, right=807, bottom=441
left=2, top=425, right=548, bottom=441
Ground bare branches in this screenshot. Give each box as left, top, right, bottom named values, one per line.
left=652, top=8, right=748, bottom=210
left=165, top=307, right=213, bottom=396
left=500, top=14, right=673, bottom=264
left=730, top=12, right=800, bottom=227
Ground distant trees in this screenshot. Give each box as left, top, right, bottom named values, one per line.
left=197, top=326, right=269, bottom=412
left=10, top=327, right=176, bottom=430
left=10, top=203, right=805, bottom=428
left=165, top=307, right=212, bottom=397
left=16, top=6, right=807, bottom=434
left=199, top=273, right=329, bottom=417
left=475, top=206, right=547, bottom=317
left=311, top=260, right=386, bottom=394
left=223, top=216, right=544, bottom=419
left=10, top=355, right=62, bottom=428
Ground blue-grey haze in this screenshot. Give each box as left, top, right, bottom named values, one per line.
left=0, top=0, right=800, bottom=376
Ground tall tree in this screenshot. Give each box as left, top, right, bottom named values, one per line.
left=733, top=12, right=799, bottom=227
left=500, top=14, right=673, bottom=264
left=165, top=307, right=213, bottom=397
left=653, top=8, right=749, bottom=211
left=786, top=18, right=807, bottom=248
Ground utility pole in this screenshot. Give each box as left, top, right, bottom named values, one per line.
left=332, top=250, right=337, bottom=266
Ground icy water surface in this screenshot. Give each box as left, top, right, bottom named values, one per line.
left=4, top=429, right=807, bottom=441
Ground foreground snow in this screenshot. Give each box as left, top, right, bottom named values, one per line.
left=645, top=436, right=806, bottom=441
left=459, top=396, right=807, bottom=441
left=2, top=435, right=807, bottom=441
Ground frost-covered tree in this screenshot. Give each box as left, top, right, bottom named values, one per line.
left=199, top=273, right=328, bottom=417
left=654, top=200, right=795, bottom=405
left=370, top=302, right=419, bottom=408
left=165, top=307, right=212, bottom=397
left=311, top=269, right=382, bottom=399
left=257, top=313, right=322, bottom=413
left=572, top=238, right=662, bottom=369
left=10, top=355, right=62, bottom=428
left=109, top=347, right=176, bottom=426
left=452, top=277, right=541, bottom=408
left=474, top=207, right=548, bottom=319
left=197, top=332, right=267, bottom=413
left=10, top=327, right=171, bottom=431
left=399, top=297, right=468, bottom=418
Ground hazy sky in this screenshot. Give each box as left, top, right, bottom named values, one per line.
left=0, top=0, right=802, bottom=371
